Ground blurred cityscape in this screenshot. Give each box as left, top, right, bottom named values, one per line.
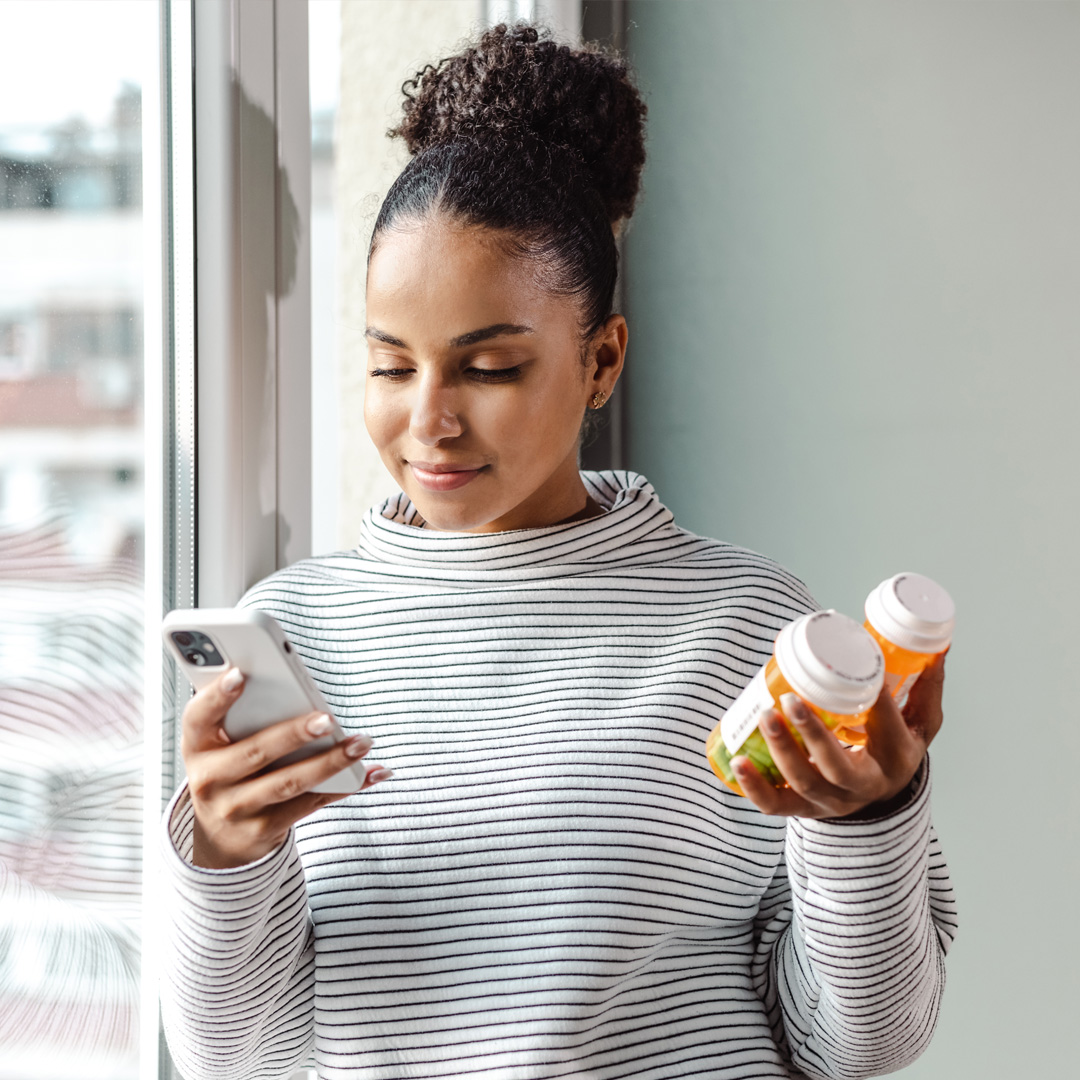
left=0, top=82, right=143, bottom=562
left=0, top=83, right=143, bottom=1080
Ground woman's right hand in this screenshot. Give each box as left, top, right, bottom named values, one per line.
left=180, top=667, right=391, bottom=869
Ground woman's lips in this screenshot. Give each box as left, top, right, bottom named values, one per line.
left=409, top=463, right=488, bottom=492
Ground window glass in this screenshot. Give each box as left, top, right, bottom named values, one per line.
left=0, top=3, right=152, bottom=1077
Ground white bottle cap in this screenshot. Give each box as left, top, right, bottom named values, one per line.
left=774, top=610, right=885, bottom=715
left=864, top=572, right=955, bottom=655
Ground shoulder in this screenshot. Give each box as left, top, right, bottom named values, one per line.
left=652, top=525, right=819, bottom=640
left=666, top=527, right=816, bottom=606
left=583, top=470, right=818, bottom=624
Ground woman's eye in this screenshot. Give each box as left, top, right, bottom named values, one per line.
left=468, top=366, right=522, bottom=382
left=369, top=367, right=413, bottom=380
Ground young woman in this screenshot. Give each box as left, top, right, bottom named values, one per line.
left=161, top=25, right=956, bottom=1080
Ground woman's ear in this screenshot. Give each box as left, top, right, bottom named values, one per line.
left=588, top=314, right=628, bottom=400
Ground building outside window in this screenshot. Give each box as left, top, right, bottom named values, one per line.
left=0, top=4, right=150, bottom=1078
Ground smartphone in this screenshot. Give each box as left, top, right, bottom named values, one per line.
left=162, top=607, right=367, bottom=794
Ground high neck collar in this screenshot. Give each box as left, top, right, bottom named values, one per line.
left=355, top=471, right=675, bottom=572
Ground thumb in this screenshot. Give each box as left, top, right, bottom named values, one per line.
left=181, top=666, right=246, bottom=753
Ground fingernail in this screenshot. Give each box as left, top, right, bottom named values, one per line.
left=217, top=728, right=232, bottom=744
left=763, top=711, right=785, bottom=736
left=344, top=734, right=373, bottom=758
left=780, top=693, right=808, bottom=725
left=367, top=767, right=394, bottom=783
left=222, top=667, right=244, bottom=692
left=307, top=713, right=332, bottom=737
left=732, top=756, right=750, bottom=776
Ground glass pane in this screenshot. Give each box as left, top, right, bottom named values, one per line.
left=0, top=4, right=153, bottom=1077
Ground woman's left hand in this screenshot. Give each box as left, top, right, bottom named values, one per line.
left=731, top=653, right=946, bottom=819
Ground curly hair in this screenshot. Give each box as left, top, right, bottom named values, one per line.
left=391, top=23, right=646, bottom=225
left=368, top=23, right=648, bottom=341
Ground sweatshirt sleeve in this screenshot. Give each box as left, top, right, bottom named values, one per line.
left=157, top=783, right=316, bottom=1080
left=751, top=759, right=958, bottom=1080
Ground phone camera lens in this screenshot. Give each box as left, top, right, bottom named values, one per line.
left=186, top=651, right=206, bottom=666
left=173, top=631, right=194, bottom=647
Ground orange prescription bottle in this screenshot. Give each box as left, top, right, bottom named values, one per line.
left=833, top=572, right=954, bottom=746
left=705, top=610, right=885, bottom=796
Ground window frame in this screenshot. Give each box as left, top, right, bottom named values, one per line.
left=191, top=0, right=312, bottom=609
left=142, top=2, right=311, bottom=1077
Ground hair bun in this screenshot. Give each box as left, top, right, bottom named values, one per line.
left=391, top=23, right=647, bottom=225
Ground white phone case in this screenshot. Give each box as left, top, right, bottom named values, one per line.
left=162, top=608, right=367, bottom=794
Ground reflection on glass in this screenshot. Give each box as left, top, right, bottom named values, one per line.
left=0, top=3, right=148, bottom=1077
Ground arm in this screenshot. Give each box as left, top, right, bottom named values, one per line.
left=752, top=761, right=958, bottom=1079
left=158, top=667, right=388, bottom=1080
left=159, top=787, right=315, bottom=1080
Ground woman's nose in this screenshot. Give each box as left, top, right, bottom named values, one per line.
left=408, top=380, right=464, bottom=445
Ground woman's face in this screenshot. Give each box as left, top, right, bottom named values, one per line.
left=363, top=216, right=625, bottom=532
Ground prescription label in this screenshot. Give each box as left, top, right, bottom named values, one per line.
left=720, top=669, right=774, bottom=756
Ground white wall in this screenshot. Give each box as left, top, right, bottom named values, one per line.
left=624, top=2, right=1079, bottom=1076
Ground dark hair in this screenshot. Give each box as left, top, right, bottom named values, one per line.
left=368, top=23, right=647, bottom=342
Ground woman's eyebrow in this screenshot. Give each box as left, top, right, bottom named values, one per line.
left=449, top=323, right=533, bottom=348
left=365, top=327, right=408, bottom=347
left=365, top=324, right=534, bottom=349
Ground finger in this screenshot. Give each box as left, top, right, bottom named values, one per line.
left=254, top=768, right=393, bottom=845
left=757, top=708, right=851, bottom=814
left=277, top=760, right=396, bottom=826
left=903, top=652, right=946, bottom=745
left=362, top=764, right=395, bottom=787
left=211, top=711, right=352, bottom=785
left=181, top=667, right=246, bottom=753
left=193, top=759, right=393, bottom=868
left=233, top=789, right=349, bottom=855
left=731, top=754, right=819, bottom=818
left=778, top=694, right=863, bottom=789
left=229, top=733, right=374, bottom=814
left=862, top=683, right=921, bottom=770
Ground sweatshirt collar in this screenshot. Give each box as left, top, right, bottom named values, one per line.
left=356, top=471, right=674, bottom=572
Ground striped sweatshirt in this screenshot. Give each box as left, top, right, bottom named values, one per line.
left=159, top=471, right=957, bottom=1080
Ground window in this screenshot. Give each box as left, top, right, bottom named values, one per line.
left=0, top=3, right=154, bottom=1077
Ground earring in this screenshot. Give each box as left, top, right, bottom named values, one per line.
left=590, top=391, right=607, bottom=410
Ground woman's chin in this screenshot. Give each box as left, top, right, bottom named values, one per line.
left=406, top=492, right=507, bottom=534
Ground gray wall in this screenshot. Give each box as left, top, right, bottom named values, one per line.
left=624, top=2, right=1079, bottom=1076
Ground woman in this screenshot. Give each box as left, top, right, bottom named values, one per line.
left=161, top=25, right=956, bottom=1080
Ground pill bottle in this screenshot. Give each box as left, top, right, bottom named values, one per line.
left=833, top=572, right=954, bottom=746
left=706, top=610, right=885, bottom=796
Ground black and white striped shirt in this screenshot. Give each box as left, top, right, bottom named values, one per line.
left=160, top=472, right=957, bottom=1080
